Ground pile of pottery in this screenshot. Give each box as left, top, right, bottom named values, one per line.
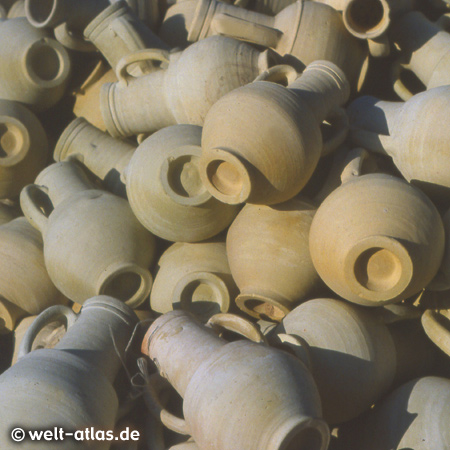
left=0, top=0, right=450, bottom=449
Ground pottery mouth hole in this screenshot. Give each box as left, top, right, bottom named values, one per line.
left=284, top=426, right=324, bottom=450
left=354, top=247, right=402, bottom=292
left=206, top=159, right=243, bottom=197
left=346, top=0, right=385, bottom=33
left=103, top=271, right=144, bottom=302
left=177, top=280, right=223, bottom=320
left=28, top=44, right=61, bottom=81
left=28, top=0, right=54, bottom=24
left=167, top=154, right=206, bottom=198
left=245, top=299, right=285, bottom=322
left=0, top=123, right=24, bottom=159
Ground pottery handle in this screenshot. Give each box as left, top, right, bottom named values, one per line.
left=254, top=64, right=300, bottom=85
left=17, top=305, right=78, bottom=360
left=116, top=49, right=171, bottom=86
left=274, top=333, right=313, bottom=371
left=421, top=309, right=450, bottom=357
left=210, top=13, right=282, bottom=48
left=20, top=184, right=52, bottom=234
left=390, top=59, right=414, bottom=101
left=339, top=148, right=370, bottom=184
left=206, top=313, right=267, bottom=344
left=321, top=107, right=350, bottom=157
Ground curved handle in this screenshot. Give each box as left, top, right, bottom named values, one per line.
left=206, top=313, right=267, bottom=344
left=421, top=309, right=450, bottom=357
left=339, top=147, right=370, bottom=184
left=274, top=333, right=313, bottom=371
left=367, top=35, right=391, bottom=58
left=17, top=305, right=77, bottom=360
left=116, top=49, right=170, bottom=86
left=254, top=64, right=299, bottom=86
left=391, top=59, right=414, bottom=101
left=19, top=184, right=52, bottom=234
left=321, top=107, right=350, bottom=157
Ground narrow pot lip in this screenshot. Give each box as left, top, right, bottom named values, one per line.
left=343, top=0, right=390, bottom=39
left=236, top=291, right=291, bottom=322
left=25, top=0, right=59, bottom=28
left=54, top=117, right=89, bottom=162
left=343, top=235, right=413, bottom=304
left=97, top=262, right=153, bottom=309
left=84, top=1, right=126, bottom=40
left=23, top=37, right=71, bottom=89
left=0, top=115, right=30, bottom=167
left=199, top=148, right=252, bottom=205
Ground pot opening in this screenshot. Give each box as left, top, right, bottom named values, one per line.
left=283, top=427, right=324, bottom=450
left=27, top=0, right=55, bottom=25
left=0, top=123, right=24, bottom=160
left=244, top=299, right=286, bottom=322
left=102, top=271, right=145, bottom=303
left=28, top=44, right=62, bottom=82
left=206, top=159, right=244, bottom=197
left=167, top=154, right=206, bottom=199
left=354, top=247, right=402, bottom=292
left=345, top=0, right=386, bottom=35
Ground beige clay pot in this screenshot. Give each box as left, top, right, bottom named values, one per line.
left=100, top=36, right=277, bottom=138
left=227, top=199, right=323, bottom=322
left=20, top=161, right=156, bottom=307
left=199, top=61, right=350, bottom=205
left=309, top=173, right=445, bottom=306
left=151, top=242, right=237, bottom=321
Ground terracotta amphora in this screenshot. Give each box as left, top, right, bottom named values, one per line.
left=390, top=11, right=450, bottom=100
left=101, top=35, right=276, bottom=138
left=347, top=86, right=450, bottom=199
left=0, top=217, right=65, bottom=317
left=199, top=61, right=350, bottom=205
left=150, top=242, right=237, bottom=321
left=0, top=296, right=138, bottom=450
left=309, top=172, right=445, bottom=306
left=187, top=0, right=368, bottom=90
left=20, top=161, right=156, bottom=307
left=273, top=298, right=433, bottom=425
left=142, top=310, right=330, bottom=450
left=84, top=1, right=169, bottom=76
left=124, top=125, right=239, bottom=242
left=0, top=99, right=48, bottom=199
left=339, top=376, right=450, bottom=450
left=0, top=18, right=71, bottom=111
left=54, top=117, right=136, bottom=198
left=226, top=198, right=323, bottom=322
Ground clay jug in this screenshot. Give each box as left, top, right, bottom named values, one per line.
left=84, top=1, right=169, bottom=76
left=20, top=161, right=156, bottom=307
left=309, top=172, right=445, bottom=306
left=187, top=0, right=368, bottom=90
left=0, top=217, right=65, bottom=316
left=142, top=311, right=330, bottom=450
left=0, top=295, right=138, bottom=450
left=199, top=61, right=350, bottom=205
left=0, top=18, right=71, bottom=111
left=0, top=201, right=18, bottom=225
left=73, top=60, right=118, bottom=132
left=100, top=35, right=277, bottom=138
left=339, top=376, right=450, bottom=450
left=0, top=99, right=48, bottom=199
left=124, top=125, right=239, bottom=242
left=54, top=117, right=136, bottom=198
left=150, top=242, right=237, bottom=320
left=347, top=87, right=450, bottom=199
left=226, top=199, right=323, bottom=322
left=390, top=11, right=450, bottom=100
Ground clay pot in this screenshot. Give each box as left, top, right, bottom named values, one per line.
left=142, top=311, right=330, bottom=450
left=20, top=161, right=156, bottom=307
left=0, top=217, right=65, bottom=316
left=72, top=60, right=117, bottom=132
left=125, top=125, right=239, bottom=242
left=187, top=0, right=368, bottom=90
left=100, top=35, right=277, bottom=138
left=199, top=61, right=350, bottom=205
left=227, top=199, right=323, bottom=322
left=390, top=11, right=450, bottom=100
left=0, top=296, right=138, bottom=450
left=151, top=242, right=237, bottom=321
left=348, top=87, right=450, bottom=199
left=0, top=99, right=48, bottom=199
left=54, top=117, right=136, bottom=198
left=84, top=1, right=168, bottom=76
left=339, top=376, right=450, bottom=450
left=0, top=18, right=71, bottom=111
left=309, top=173, right=445, bottom=306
